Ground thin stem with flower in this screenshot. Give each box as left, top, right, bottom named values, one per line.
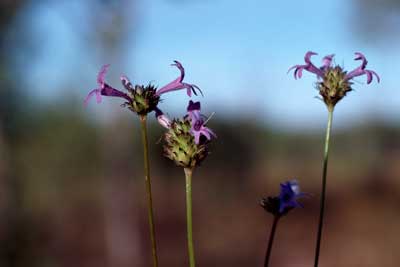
left=314, top=106, right=334, bottom=267
left=264, top=215, right=280, bottom=267
left=140, top=115, right=159, bottom=267
left=184, top=167, right=196, bottom=267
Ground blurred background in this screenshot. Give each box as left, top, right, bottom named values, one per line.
left=1, top=0, right=400, bottom=266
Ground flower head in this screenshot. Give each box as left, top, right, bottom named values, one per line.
left=159, top=100, right=216, bottom=168
left=260, top=180, right=305, bottom=217
left=288, top=51, right=380, bottom=108
left=84, top=61, right=201, bottom=116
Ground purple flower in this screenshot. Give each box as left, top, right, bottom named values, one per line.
left=155, top=61, right=202, bottom=97
left=288, top=51, right=324, bottom=79
left=288, top=51, right=380, bottom=84
left=84, top=64, right=131, bottom=106
left=85, top=61, right=202, bottom=116
left=345, top=52, right=380, bottom=84
left=186, top=100, right=216, bottom=144
left=278, top=180, right=304, bottom=213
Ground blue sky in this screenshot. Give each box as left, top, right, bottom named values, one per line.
left=10, top=0, right=400, bottom=130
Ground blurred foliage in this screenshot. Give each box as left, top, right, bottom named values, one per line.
left=353, top=0, right=400, bottom=42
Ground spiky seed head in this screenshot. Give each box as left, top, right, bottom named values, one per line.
left=163, top=118, right=209, bottom=168
left=126, top=84, right=160, bottom=115
left=318, top=66, right=352, bottom=109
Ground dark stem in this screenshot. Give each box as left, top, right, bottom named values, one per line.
left=184, top=167, right=196, bottom=267
left=139, top=115, right=159, bottom=267
left=314, top=107, right=334, bottom=267
left=264, top=215, right=280, bottom=267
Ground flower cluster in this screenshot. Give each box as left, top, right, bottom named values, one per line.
left=159, top=100, right=216, bottom=168
left=85, top=61, right=201, bottom=115
left=288, top=52, right=380, bottom=108
left=260, top=180, right=305, bottom=217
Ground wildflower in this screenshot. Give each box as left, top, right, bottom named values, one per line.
left=288, top=51, right=380, bottom=108
left=85, top=61, right=201, bottom=115
left=84, top=64, right=131, bottom=106
left=160, top=100, right=216, bottom=168
left=155, top=61, right=202, bottom=97
left=260, top=180, right=305, bottom=217
left=187, top=100, right=216, bottom=144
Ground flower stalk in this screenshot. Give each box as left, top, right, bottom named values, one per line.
left=184, top=167, right=196, bottom=267
left=264, top=215, right=280, bottom=267
left=140, top=115, right=159, bottom=267
left=314, top=106, right=333, bottom=267
left=260, top=180, right=305, bottom=266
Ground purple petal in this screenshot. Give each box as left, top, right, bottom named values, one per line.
left=193, top=131, right=201, bottom=144
left=345, top=53, right=379, bottom=83
left=97, top=64, right=110, bottom=86
left=370, top=70, right=380, bottom=83
left=120, top=75, right=134, bottom=90
left=354, top=52, right=368, bottom=69
left=321, top=54, right=334, bottom=69
left=171, top=60, right=185, bottom=82
left=200, top=128, right=211, bottom=140
left=287, top=65, right=300, bottom=79
left=84, top=89, right=102, bottom=107
left=304, top=51, right=318, bottom=64
left=296, top=67, right=304, bottom=78
left=187, top=100, right=201, bottom=111
left=156, top=61, right=201, bottom=96
left=288, top=51, right=324, bottom=79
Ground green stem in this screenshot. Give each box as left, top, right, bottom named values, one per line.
left=139, top=115, right=159, bottom=267
left=264, top=216, right=280, bottom=267
left=184, top=167, right=196, bottom=267
left=314, top=106, right=334, bottom=267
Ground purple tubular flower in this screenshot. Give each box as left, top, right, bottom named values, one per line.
left=288, top=51, right=324, bottom=79
left=186, top=100, right=216, bottom=144
left=84, top=64, right=131, bottom=106
left=155, top=108, right=171, bottom=129
left=278, top=180, right=305, bottom=213
left=156, top=61, right=202, bottom=97
left=345, top=52, right=380, bottom=84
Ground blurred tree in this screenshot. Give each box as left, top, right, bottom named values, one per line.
left=352, top=0, right=400, bottom=42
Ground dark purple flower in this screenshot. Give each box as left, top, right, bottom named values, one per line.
left=84, top=64, right=131, bottom=106
left=278, top=180, right=304, bottom=213
left=186, top=100, right=216, bottom=144
left=345, top=52, right=380, bottom=84
left=156, top=61, right=202, bottom=97
left=260, top=180, right=305, bottom=217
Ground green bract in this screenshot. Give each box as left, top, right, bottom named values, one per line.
left=163, top=119, right=209, bottom=168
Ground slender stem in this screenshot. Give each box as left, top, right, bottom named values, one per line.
left=139, top=115, right=159, bottom=267
left=264, top=216, right=280, bottom=267
left=314, top=107, right=334, bottom=267
left=184, top=167, right=196, bottom=267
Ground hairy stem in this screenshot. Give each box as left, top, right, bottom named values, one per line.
left=314, top=107, right=334, bottom=267
left=140, top=115, right=159, bottom=267
left=184, top=167, right=196, bottom=267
